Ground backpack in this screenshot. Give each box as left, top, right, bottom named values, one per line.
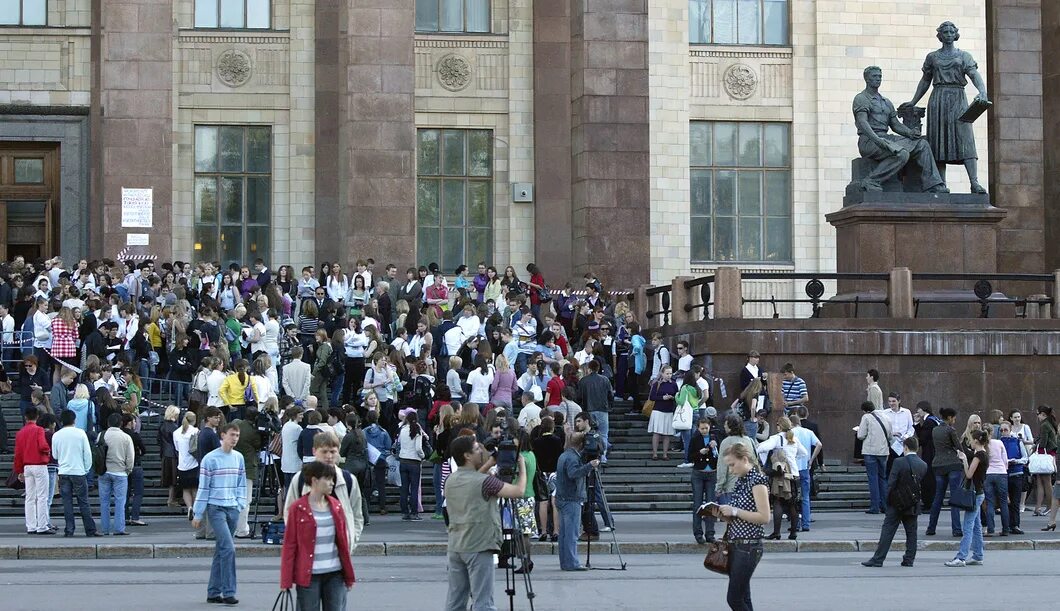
left=243, top=378, right=256, bottom=404
left=92, top=432, right=109, bottom=476
left=189, top=431, right=200, bottom=458
left=411, top=375, right=434, bottom=411
left=325, top=345, right=344, bottom=381
left=888, top=461, right=923, bottom=512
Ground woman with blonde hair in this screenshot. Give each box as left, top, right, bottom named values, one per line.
left=66, top=383, right=94, bottom=432
left=457, top=402, right=483, bottom=437
left=219, top=359, right=253, bottom=421
left=756, top=416, right=808, bottom=540
left=172, top=411, right=200, bottom=514
left=393, top=299, right=410, bottom=336
left=490, top=354, right=518, bottom=409
left=961, top=414, right=983, bottom=450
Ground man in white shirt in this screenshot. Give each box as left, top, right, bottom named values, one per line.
left=884, top=392, right=914, bottom=475
left=516, top=391, right=543, bottom=429
left=0, top=303, right=15, bottom=363
left=281, top=345, right=312, bottom=403
left=790, top=413, right=823, bottom=532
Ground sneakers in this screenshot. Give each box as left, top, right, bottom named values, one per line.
left=410, top=514, right=423, bottom=521
left=966, top=559, right=983, bottom=566
left=944, top=558, right=966, bottom=567
left=676, top=463, right=694, bottom=469
left=600, top=526, right=613, bottom=533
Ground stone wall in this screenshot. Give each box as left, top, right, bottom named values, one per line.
left=662, top=318, right=1060, bottom=461
left=987, top=0, right=1045, bottom=274
left=1042, top=1, right=1060, bottom=270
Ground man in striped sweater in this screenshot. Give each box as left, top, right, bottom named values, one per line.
left=193, top=423, right=248, bottom=606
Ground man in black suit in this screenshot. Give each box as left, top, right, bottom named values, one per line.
left=863, top=436, right=928, bottom=567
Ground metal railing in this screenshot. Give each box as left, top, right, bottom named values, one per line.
left=681, top=275, right=715, bottom=320
left=910, top=273, right=1055, bottom=318
left=141, top=375, right=192, bottom=410
left=644, top=284, right=672, bottom=326
left=740, top=272, right=889, bottom=318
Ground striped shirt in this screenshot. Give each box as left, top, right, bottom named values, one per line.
left=311, top=507, right=341, bottom=574
left=781, top=376, right=807, bottom=411
left=192, top=448, right=248, bottom=519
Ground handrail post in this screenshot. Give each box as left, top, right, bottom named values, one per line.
left=714, top=266, right=743, bottom=319
left=888, top=267, right=914, bottom=319
left=671, top=276, right=694, bottom=325
left=634, top=284, right=652, bottom=325
left=1053, top=271, right=1060, bottom=319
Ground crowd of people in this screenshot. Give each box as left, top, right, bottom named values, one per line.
left=3, top=254, right=1059, bottom=610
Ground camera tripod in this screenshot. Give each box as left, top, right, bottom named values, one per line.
left=248, top=452, right=284, bottom=537
left=584, top=468, right=627, bottom=571
left=499, top=498, right=536, bottom=611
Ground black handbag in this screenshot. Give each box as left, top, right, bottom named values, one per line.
left=271, top=589, right=294, bottom=611
left=948, top=477, right=977, bottom=511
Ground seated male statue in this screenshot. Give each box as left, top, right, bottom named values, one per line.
left=852, top=66, right=948, bottom=193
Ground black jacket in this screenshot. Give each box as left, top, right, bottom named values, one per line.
left=689, top=431, right=719, bottom=471
left=888, top=453, right=928, bottom=515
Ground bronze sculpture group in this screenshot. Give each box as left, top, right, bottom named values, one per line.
left=853, top=22, right=990, bottom=195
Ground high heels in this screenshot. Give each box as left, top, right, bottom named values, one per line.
left=1042, top=523, right=1056, bottom=532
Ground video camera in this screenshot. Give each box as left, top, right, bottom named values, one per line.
left=485, top=433, right=519, bottom=484
left=583, top=430, right=603, bottom=462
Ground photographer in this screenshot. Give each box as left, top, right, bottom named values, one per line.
left=444, top=435, right=527, bottom=611
left=555, top=429, right=601, bottom=571
left=573, top=412, right=614, bottom=540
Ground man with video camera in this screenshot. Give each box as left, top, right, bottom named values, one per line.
left=555, top=426, right=602, bottom=571
left=444, top=435, right=528, bottom=611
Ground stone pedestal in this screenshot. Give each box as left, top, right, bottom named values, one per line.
left=825, top=199, right=1008, bottom=317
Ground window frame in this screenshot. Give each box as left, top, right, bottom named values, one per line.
left=193, top=0, right=272, bottom=31
left=0, top=0, right=48, bottom=27
left=689, top=121, right=792, bottom=265
left=415, top=0, right=492, bottom=35
left=689, top=0, right=790, bottom=46
left=193, top=124, right=273, bottom=266
left=415, top=127, right=494, bottom=271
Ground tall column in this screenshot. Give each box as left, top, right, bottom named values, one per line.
left=340, top=0, right=417, bottom=265
left=987, top=1, right=1045, bottom=273
left=314, top=0, right=344, bottom=264
left=1042, top=1, right=1060, bottom=270
left=533, top=0, right=573, bottom=284
left=570, top=0, right=651, bottom=289
left=99, top=0, right=174, bottom=259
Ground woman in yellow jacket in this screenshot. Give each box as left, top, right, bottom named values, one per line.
left=218, top=358, right=255, bottom=421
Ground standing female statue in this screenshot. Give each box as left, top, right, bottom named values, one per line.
left=906, top=21, right=990, bottom=194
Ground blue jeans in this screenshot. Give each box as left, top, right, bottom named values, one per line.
left=590, top=411, right=610, bottom=461
left=296, top=570, right=347, bottom=611
left=984, top=473, right=1010, bottom=533
left=432, top=463, right=443, bottom=516
left=557, top=499, right=583, bottom=570
left=956, top=493, right=986, bottom=561
left=98, top=473, right=128, bottom=534
left=727, top=541, right=763, bottom=611
left=399, top=461, right=421, bottom=517
left=691, top=470, right=717, bottom=539
left=60, top=474, right=97, bottom=536
left=799, top=469, right=812, bottom=529
left=927, top=468, right=963, bottom=534
left=680, top=429, right=692, bottom=462
left=329, top=373, right=344, bottom=407
left=864, top=455, right=888, bottom=513
left=126, top=466, right=144, bottom=521
left=206, top=504, right=240, bottom=598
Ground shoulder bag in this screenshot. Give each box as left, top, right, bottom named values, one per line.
left=947, top=477, right=977, bottom=511
left=1028, top=445, right=1057, bottom=475
left=703, top=527, right=731, bottom=575
left=672, top=393, right=694, bottom=431
left=641, top=382, right=658, bottom=418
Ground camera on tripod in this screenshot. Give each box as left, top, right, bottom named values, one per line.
left=485, top=434, right=519, bottom=484
left=582, top=431, right=603, bottom=462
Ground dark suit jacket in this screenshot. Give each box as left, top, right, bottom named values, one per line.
left=888, top=453, right=928, bottom=515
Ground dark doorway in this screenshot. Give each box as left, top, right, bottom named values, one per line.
left=0, top=143, right=60, bottom=261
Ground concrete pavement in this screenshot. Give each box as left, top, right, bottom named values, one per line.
left=2, top=510, right=1058, bottom=559
left=0, top=551, right=1057, bottom=610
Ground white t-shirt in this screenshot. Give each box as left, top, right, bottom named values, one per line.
left=262, top=318, right=281, bottom=358
left=173, top=426, right=200, bottom=471
left=466, top=367, right=495, bottom=404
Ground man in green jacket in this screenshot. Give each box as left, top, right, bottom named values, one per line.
left=232, top=406, right=261, bottom=538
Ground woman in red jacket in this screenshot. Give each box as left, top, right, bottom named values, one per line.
left=280, top=461, right=355, bottom=610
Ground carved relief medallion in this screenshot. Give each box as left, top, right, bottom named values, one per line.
left=723, top=63, right=757, bottom=100
left=437, top=54, right=472, bottom=92
left=217, top=49, right=252, bottom=88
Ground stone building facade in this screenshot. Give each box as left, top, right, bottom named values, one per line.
left=0, top=0, right=1053, bottom=296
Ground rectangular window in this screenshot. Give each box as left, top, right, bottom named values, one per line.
left=0, top=0, right=46, bottom=25
left=690, top=121, right=791, bottom=263
left=194, top=0, right=270, bottom=29
left=688, top=0, right=788, bottom=45
left=416, top=0, right=490, bottom=33
left=194, top=125, right=272, bottom=266
left=416, top=128, right=493, bottom=270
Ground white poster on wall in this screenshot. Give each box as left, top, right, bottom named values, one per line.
left=121, top=188, right=153, bottom=228
left=126, top=233, right=150, bottom=246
